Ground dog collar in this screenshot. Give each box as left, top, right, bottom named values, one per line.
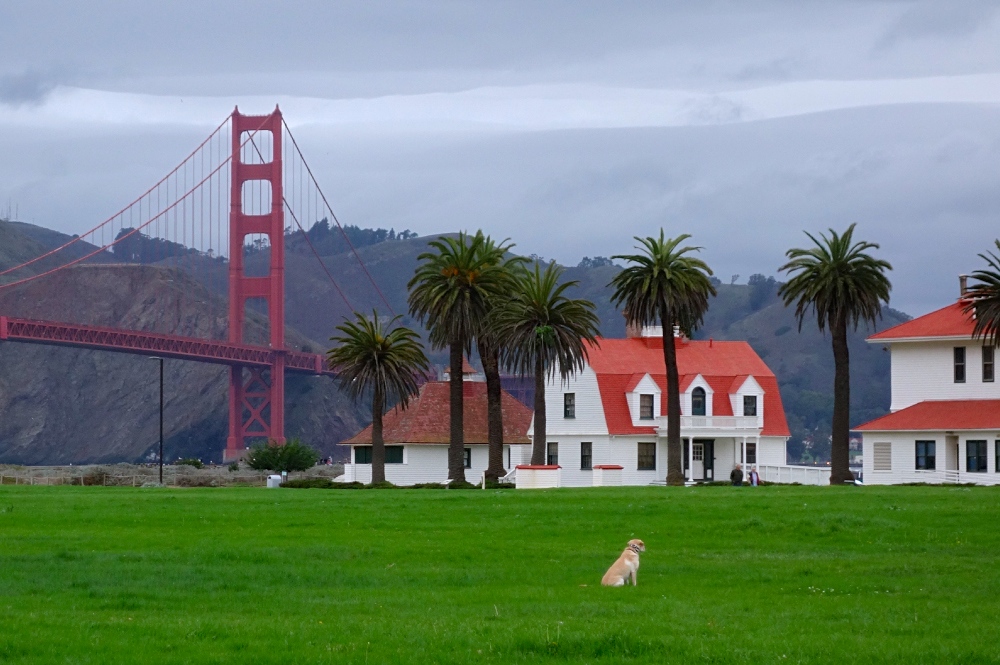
left=628, top=544, right=642, bottom=554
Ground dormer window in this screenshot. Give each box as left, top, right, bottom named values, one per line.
left=743, top=395, right=757, bottom=417
left=639, top=394, right=654, bottom=420
left=692, top=387, right=706, bottom=416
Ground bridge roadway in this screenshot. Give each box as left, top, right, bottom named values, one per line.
left=0, top=315, right=332, bottom=375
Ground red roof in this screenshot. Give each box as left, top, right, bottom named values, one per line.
left=342, top=381, right=532, bottom=445
left=868, top=301, right=974, bottom=341
left=586, top=337, right=790, bottom=437
left=854, top=400, right=1000, bottom=432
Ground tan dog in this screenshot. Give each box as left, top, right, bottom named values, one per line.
left=601, top=539, right=645, bottom=586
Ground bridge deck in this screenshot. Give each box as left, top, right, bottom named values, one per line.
left=0, top=316, right=332, bottom=375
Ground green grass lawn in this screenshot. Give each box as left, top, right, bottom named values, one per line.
left=2, top=485, right=1000, bottom=664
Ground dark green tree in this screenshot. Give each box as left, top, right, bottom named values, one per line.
left=327, top=311, right=429, bottom=484
left=610, top=231, right=716, bottom=486
left=407, top=232, right=513, bottom=483
left=496, top=262, right=600, bottom=465
left=778, top=224, right=892, bottom=484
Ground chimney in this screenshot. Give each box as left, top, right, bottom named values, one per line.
left=625, top=321, right=642, bottom=339
left=959, top=274, right=968, bottom=297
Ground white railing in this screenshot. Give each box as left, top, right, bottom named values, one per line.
left=678, top=415, right=760, bottom=430
left=757, top=464, right=831, bottom=486
left=879, top=469, right=999, bottom=485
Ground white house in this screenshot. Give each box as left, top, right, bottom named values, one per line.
left=337, top=375, right=533, bottom=485
left=856, top=280, right=1000, bottom=485
left=516, top=325, right=800, bottom=486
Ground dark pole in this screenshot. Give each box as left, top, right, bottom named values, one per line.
left=159, top=358, right=164, bottom=484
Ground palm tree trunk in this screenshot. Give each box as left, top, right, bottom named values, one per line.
left=449, top=337, right=467, bottom=484
left=830, top=316, right=854, bottom=484
left=371, top=385, right=386, bottom=485
left=662, top=318, right=685, bottom=486
left=531, top=353, right=547, bottom=465
left=479, top=337, right=505, bottom=482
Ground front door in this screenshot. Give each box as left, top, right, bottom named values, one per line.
left=692, top=438, right=714, bottom=481
left=692, top=442, right=704, bottom=479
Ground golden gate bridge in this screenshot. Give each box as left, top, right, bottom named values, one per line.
left=0, top=107, right=394, bottom=462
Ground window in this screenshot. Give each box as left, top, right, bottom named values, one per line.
left=547, top=442, right=558, bottom=466
left=743, top=395, right=757, bottom=417
left=564, top=393, right=576, bottom=418
left=967, top=440, right=987, bottom=472
left=354, top=447, right=372, bottom=464
left=385, top=446, right=404, bottom=464
left=463, top=447, right=472, bottom=469
left=984, top=346, right=995, bottom=383
left=954, top=347, right=966, bottom=383
left=996, top=441, right=1000, bottom=474
left=638, top=442, right=656, bottom=470
left=580, top=442, right=592, bottom=470
left=915, top=440, right=936, bottom=470
left=639, top=394, right=654, bottom=420
left=873, top=442, right=892, bottom=471
left=746, top=443, right=757, bottom=465
left=691, top=388, right=706, bottom=416
left=506, top=447, right=511, bottom=469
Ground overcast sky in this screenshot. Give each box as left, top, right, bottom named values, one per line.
left=1, top=0, right=999, bottom=316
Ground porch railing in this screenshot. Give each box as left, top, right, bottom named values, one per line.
left=678, top=415, right=760, bottom=430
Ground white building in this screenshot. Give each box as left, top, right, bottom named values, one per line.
left=522, top=326, right=802, bottom=486
left=856, top=283, right=1000, bottom=485
left=338, top=376, right=533, bottom=485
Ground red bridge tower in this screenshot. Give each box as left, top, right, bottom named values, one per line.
left=226, top=107, right=286, bottom=460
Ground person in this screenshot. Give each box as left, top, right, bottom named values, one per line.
left=730, top=463, right=743, bottom=486
left=748, top=465, right=761, bottom=486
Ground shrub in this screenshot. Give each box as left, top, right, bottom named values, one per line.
left=177, top=458, right=204, bottom=469
left=245, top=438, right=319, bottom=472
left=281, top=478, right=335, bottom=489
left=228, top=462, right=239, bottom=472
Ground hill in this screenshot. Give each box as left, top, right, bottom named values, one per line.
left=0, top=235, right=365, bottom=464
left=0, top=219, right=908, bottom=464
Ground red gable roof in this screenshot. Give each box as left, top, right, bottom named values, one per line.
left=868, top=301, right=974, bottom=341
left=342, top=381, right=532, bottom=446
left=586, top=337, right=790, bottom=437
left=854, top=400, right=1000, bottom=432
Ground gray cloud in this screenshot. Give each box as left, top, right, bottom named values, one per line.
left=0, top=70, right=56, bottom=106
left=877, top=0, right=998, bottom=47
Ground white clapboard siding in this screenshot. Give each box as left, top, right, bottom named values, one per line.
left=341, top=444, right=528, bottom=486
left=890, top=342, right=1000, bottom=411
left=757, top=438, right=788, bottom=466
left=537, top=366, right=609, bottom=437
left=862, top=430, right=1000, bottom=485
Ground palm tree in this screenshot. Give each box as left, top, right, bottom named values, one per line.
left=963, top=240, right=1000, bottom=348
left=610, top=231, right=716, bottom=486
left=327, top=311, right=429, bottom=485
left=407, top=232, right=513, bottom=483
left=778, top=224, right=892, bottom=485
left=496, top=262, right=600, bottom=465
left=476, top=239, right=527, bottom=483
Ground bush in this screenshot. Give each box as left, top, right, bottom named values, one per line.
left=227, top=462, right=239, bottom=472
left=281, top=478, right=335, bottom=489
left=245, top=438, right=319, bottom=472
left=177, top=458, right=204, bottom=469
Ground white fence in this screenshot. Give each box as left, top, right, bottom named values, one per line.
left=679, top=415, right=759, bottom=430
left=757, top=464, right=832, bottom=486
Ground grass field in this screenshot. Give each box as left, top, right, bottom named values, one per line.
left=2, top=485, right=1000, bottom=664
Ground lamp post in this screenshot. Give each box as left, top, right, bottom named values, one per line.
left=150, top=357, right=164, bottom=484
